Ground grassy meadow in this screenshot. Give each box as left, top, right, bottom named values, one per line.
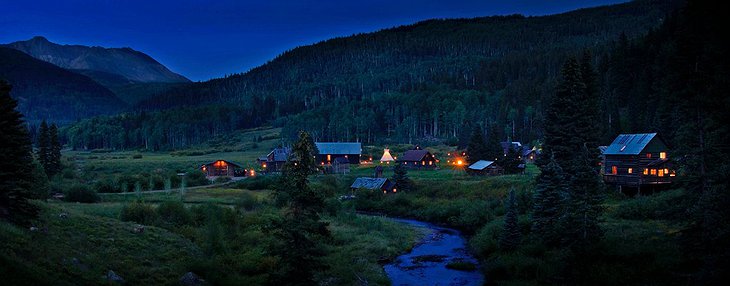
left=2, top=127, right=690, bottom=285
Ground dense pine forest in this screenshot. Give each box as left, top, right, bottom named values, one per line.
left=63, top=0, right=679, bottom=150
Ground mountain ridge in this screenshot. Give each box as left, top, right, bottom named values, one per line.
left=4, top=36, right=190, bottom=85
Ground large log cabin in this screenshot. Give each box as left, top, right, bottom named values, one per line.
left=315, top=142, right=361, bottom=165
left=398, top=149, right=437, bottom=169
left=602, top=133, right=675, bottom=191
left=201, top=160, right=247, bottom=178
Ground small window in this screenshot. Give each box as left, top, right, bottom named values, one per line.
left=611, top=166, right=617, bottom=174
left=660, top=152, right=667, bottom=159
left=428, top=161, right=433, bottom=166
left=658, top=169, right=664, bottom=177
left=421, top=161, right=425, bottom=165
left=327, top=154, right=331, bottom=161
left=643, top=168, right=649, bottom=175
left=651, top=169, right=657, bottom=175
left=627, top=168, right=633, bottom=174
left=646, top=153, right=652, bottom=158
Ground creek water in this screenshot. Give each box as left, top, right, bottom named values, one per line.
left=383, top=218, right=484, bottom=286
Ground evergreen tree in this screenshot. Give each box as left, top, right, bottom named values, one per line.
left=36, top=120, right=50, bottom=172
left=48, top=123, right=62, bottom=177
left=29, top=160, right=50, bottom=200
left=484, top=124, right=504, bottom=162
left=531, top=155, right=567, bottom=246
left=500, top=189, right=521, bottom=251
left=392, top=162, right=413, bottom=192
left=539, top=57, right=585, bottom=169
left=269, top=131, right=329, bottom=285
left=501, top=145, right=523, bottom=174
left=0, top=80, right=39, bottom=225
left=466, top=127, right=487, bottom=163
left=560, top=146, right=604, bottom=249
left=577, top=51, right=602, bottom=166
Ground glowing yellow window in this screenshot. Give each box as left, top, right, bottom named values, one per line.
left=428, top=161, right=433, bottom=166
left=327, top=154, right=331, bottom=161
left=422, top=161, right=425, bottom=165
left=650, top=169, right=657, bottom=175
left=658, top=169, right=664, bottom=177
left=643, top=168, right=649, bottom=175
left=628, top=168, right=633, bottom=174
left=660, top=152, right=667, bottom=159
left=611, top=166, right=617, bottom=174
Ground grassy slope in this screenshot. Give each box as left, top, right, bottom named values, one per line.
left=0, top=204, right=201, bottom=286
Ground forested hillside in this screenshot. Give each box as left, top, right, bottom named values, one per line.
left=0, top=47, right=127, bottom=123
left=66, top=0, right=679, bottom=150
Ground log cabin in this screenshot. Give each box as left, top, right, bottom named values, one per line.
left=350, top=177, right=397, bottom=193
left=201, top=160, right=247, bottom=178
left=315, top=142, right=361, bottom=165
left=467, top=160, right=503, bottom=176
left=602, top=133, right=675, bottom=191
left=259, top=147, right=291, bottom=173
left=398, top=149, right=437, bottom=169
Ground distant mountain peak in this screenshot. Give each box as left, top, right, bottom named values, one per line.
left=29, top=35, right=49, bottom=42
left=3, top=37, right=190, bottom=84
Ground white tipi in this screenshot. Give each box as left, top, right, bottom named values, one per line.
left=380, top=148, right=395, bottom=164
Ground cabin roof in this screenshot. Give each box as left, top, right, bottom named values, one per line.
left=501, top=141, right=523, bottom=153
left=350, top=177, right=391, bottom=190
left=468, top=160, right=496, bottom=170
left=315, top=142, right=362, bottom=155
left=398, top=150, right=430, bottom=162
left=267, top=147, right=291, bottom=162
left=604, top=133, right=658, bottom=155
left=522, top=148, right=535, bottom=157
left=202, top=160, right=243, bottom=168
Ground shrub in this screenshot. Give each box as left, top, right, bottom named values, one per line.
left=612, top=189, right=688, bottom=220
left=64, top=184, right=100, bottom=203
left=132, top=154, right=143, bottom=159
left=94, top=179, right=121, bottom=193
left=236, top=192, right=259, bottom=211
left=120, top=201, right=158, bottom=225
left=213, top=176, right=231, bottom=184
left=186, top=171, right=210, bottom=187
left=156, top=201, right=192, bottom=227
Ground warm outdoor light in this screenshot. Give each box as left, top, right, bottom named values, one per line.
left=457, top=160, right=463, bottom=165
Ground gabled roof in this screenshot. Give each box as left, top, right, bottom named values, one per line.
left=604, top=133, right=658, bottom=155
left=522, top=148, right=536, bottom=157
left=267, top=147, right=291, bottom=162
left=501, top=141, right=523, bottom=153
left=468, top=160, right=496, bottom=170
left=351, top=177, right=391, bottom=190
left=202, top=160, right=243, bottom=168
left=315, top=142, right=362, bottom=155
left=398, top=150, right=430, bottom=162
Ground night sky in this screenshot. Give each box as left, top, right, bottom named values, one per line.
left=2, top=0, right=627, bottom=81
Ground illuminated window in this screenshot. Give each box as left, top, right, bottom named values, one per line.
left=428, top=161, right=433, bottom=165
left=421, top=161, right=425, bottom=165
left=628, top=168, right=633, bottom=174
left=660, top=152, right=667, bottom=159
left=658, top=169, right=664, bottom=177
left=611, top=166, right=617, bottom=174
left=646, top=153, right=652, bottom=158
left=651, top=169, right=657, bottom=175
left=327, top=154, right=331, bottom=161
left=643, top=168, right=649, bottom=175
left=664, top=168, right=669, bottom=174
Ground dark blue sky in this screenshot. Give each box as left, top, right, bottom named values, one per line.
left=2, top=0, right=626, bottom=81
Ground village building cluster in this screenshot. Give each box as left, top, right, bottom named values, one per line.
left=201, top=133, right=675, bottom=194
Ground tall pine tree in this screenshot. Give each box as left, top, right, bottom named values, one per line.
left=531, top=155, right=567, bottom=246
left=392, top=162, right=413, bottom=192
left=48, top=123, right=62, bottom=177
left=500, top=189, right=521, bottom=251
left=36, top=120, right=50, bottom=173
left=0, top=80, right=39, bottom=226
left=466, top=127, right=487, bottom=163
left=269, top=131, right=330, bottom=285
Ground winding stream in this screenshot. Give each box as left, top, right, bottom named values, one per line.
left=383, top=218, right=484, bottom=286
